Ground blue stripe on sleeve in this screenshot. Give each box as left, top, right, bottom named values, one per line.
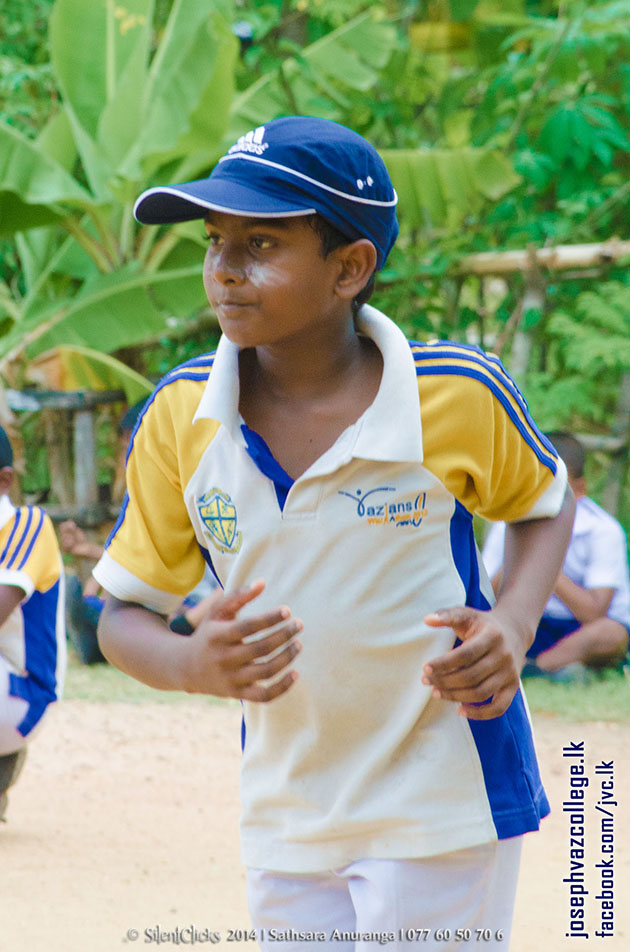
left=108, top=366, right=214, bottom=547
left=415, top=364, right=557, bottom=474
left=0, top=507, right=21, bottom=565
left=125, top=370, right=213, bottom=465
left=7, top=506, right=34, bottom=569
left=174, top=352, right=217, bottom=370
left=105, top=492, right=129, bottom=549
left=411, top=341, right=558, bottom=464
left=17, top=508, right=44, bottom=570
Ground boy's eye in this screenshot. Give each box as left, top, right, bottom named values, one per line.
left=204, top=231, right=223, bottom=246
left=251, top=235, right=272, bottom=250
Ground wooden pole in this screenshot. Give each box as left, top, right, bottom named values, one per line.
left=73, top=409, right=99, bottom=508
left=457, top=240, right=630, bottom=276
left=43, top=409, right=73, bottom=506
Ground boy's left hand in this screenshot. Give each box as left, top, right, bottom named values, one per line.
left=421, top=607, right=530, bottom=720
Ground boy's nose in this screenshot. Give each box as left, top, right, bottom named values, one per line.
left=211, top=245, right=247, bottom=284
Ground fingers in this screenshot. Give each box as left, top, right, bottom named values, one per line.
left=191, top=609, right=303, bottom=703
left=424, top=648, right=502, bottom=695
left=187, top=579, right=267, bottom=628
left=422, top=606, right=521, bottom=720
left=186, top=582, right=280, bottom=636
left=208, top=578, right=267, bottom=620
left=424, top=606, right=477, bottom=632
left=423, top=639, right=486, bottom=681
left=184, top=594, right=219, bottom=629
left=230, top=616, right=303, bottom=662
left=181, top=579, right=304, bottom=703
left=240, top=669, right=299, bottom=703
left=218, top=620, right=303, bottom=703
left=220, top=606, right=298, bottom=645
left=424, top=653, right=518, bottom=719
left=234, top=637, right=302, bottom=688
left=457, top=688, right=515, bottom=721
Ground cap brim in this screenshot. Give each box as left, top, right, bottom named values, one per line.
left=134, top=179, right=317, bottom=225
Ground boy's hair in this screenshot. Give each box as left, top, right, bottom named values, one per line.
left=307, top=214, right=376, bottom=313
left=0, top=425, right=13, bottom=469
left=546, top=431, right=585, bottom=479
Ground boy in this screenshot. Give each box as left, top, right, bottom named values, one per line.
left=0, top=425, right=66, bottom=820
left=94, top=117, right=574, bottom=949
left=483, top=431, right=630, bottom=677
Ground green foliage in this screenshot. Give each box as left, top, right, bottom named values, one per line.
left=523, top=279, right=630, bottom=434
left=230, top=10, right=397, bottom=136
left=233, top=0, right=384, bottom=81
left=63, top=650, right=231, bottom=704
left=523, top=670, right=630, bottom=722
left=548, top=283, right=630, bottom=375
left=142, top=323, right=222, bottom=380
left=0, top=0, right=56, bottom=136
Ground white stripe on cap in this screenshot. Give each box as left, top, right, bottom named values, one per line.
left=134, top=187, right=316, bottom=220
left=219, top=152, right=399, bottom=208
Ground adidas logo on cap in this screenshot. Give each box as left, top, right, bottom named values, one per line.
left=228, top=126, right=269, bottom=157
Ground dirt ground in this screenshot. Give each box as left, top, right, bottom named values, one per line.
left=1, top=700, right=628, bottom=952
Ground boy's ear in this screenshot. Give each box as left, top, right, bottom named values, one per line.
left=333, top=239, right=377, bottom=300
left=569, top=474, right=587, bottom=498
left=0, top=467, right=13, bottom=496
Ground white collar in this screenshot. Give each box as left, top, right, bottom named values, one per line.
left=193, top=304, right=423, bottom=464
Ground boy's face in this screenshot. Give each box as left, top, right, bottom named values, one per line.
left=202, top=212, right=351, bottom=350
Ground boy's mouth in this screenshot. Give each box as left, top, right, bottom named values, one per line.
left=214, top=299, right=255, bottom=313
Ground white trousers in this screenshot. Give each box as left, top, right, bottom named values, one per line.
left=247, top=837, right=522, bottom=952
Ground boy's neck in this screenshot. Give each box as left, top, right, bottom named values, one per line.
left=240, top=318, right=368, bottom=401
left=236, top=316, right=383, bottom=480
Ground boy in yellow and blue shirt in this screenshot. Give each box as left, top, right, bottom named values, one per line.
left=94, top=117, right=573, bottom=948
left=0, top=426, right=66, bottom=820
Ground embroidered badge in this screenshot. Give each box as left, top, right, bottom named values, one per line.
left=197, top=489, right=243, bottom=554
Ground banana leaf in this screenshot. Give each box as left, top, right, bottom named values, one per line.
left=28, top=345, right=153, bottom=405
left=382, top=147, right=521, bottom=230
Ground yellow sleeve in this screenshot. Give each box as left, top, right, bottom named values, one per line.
left=0, top=507, right=61, bottom=597
left=415, top=343, right=566, bottom=521
left=95, top=374, right=215, bottom=611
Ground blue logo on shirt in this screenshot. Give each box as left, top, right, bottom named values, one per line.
left=339, top=487, right=427, bottom=527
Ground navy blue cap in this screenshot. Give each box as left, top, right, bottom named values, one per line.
left=134, top=116, right=399, bottom=270
left=0, top=426, right=13, bottom=468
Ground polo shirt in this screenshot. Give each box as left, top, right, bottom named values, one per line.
left=0, top=496, right=66, bottom=737
left=94, top=305, right=567, bottom=873
left=483, top=495, right=630, bottom=627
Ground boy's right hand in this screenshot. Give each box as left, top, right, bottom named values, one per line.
left=181, top=579, right=303, bottom=702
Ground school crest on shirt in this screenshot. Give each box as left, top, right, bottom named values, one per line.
left=197, top=489, right=242, bottom=554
